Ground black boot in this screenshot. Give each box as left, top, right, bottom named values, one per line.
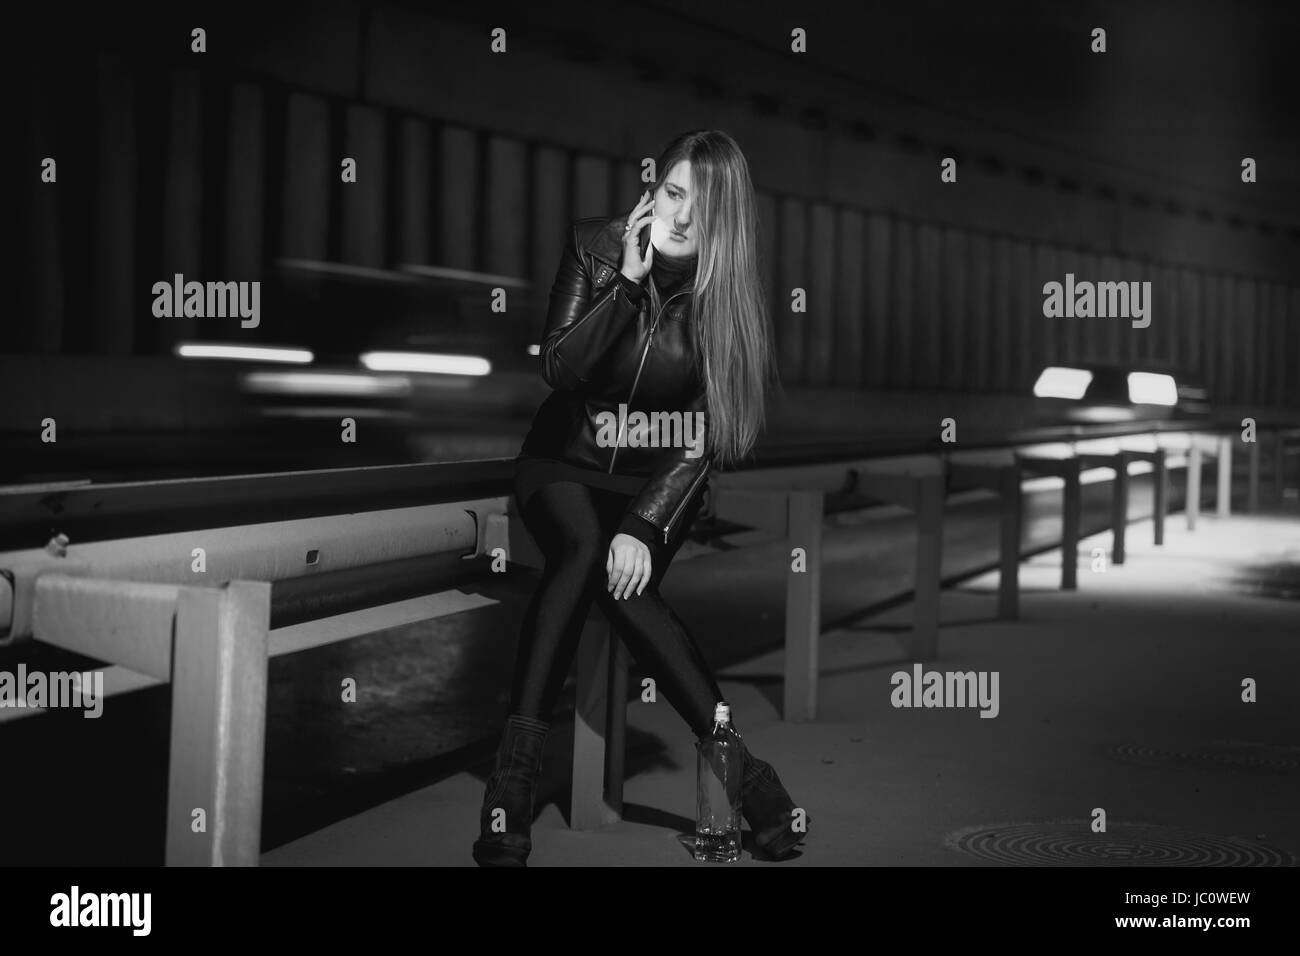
left=472, top=713, right=550, bottom=867
left=737, top=738, right=809, bottom=859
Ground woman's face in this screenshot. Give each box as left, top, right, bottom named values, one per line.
left=653, top=160, right=697, bottom=257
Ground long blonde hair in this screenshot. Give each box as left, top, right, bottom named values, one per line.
left=645, top=130, right=781, bottom=470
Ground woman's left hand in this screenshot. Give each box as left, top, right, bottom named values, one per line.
left=606, top=533, right=652, bottom=599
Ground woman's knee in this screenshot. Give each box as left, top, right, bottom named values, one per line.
left=561, top=537, right=607, bottom=580
left=534, top=520, right=607, bottom=581
left=524, top=486, right=605, bottom=565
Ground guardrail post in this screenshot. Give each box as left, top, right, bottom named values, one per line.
left=1111, top=451, right=1131, bottom=565
left=1152, top=449, right=1167, bottom=546
left=1187, top=443, right=1202, bottom=531
left=784, top=491, right=823, bottom=722
left=604, top=627, right=629, bottom=818
left=572, top=621, right=622, bottom=829
left=165, top=580, right=271, bottom=866
left=1062, top=458, right=1081, bottom=590
left=1016, top=455, right=1079, bottom=590
left=998, top=465, right=1021, bottom=621
left=1216, top=435, right=1232, bottom=517
left=911, top=474, right=943, bottom=660
left=950, top=460, right=1020, bottom=621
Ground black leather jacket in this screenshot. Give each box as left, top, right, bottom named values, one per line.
left=519, top=215, right=711, bottom=545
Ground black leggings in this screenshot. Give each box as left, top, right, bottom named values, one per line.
left=509, top=479, right=725, bottom=738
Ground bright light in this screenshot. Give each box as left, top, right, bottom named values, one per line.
left=176, top=343, right=313, bottom=363
left=526, top=344, right=540, bottom=356
left=1033, top=366, right=1093, bottom=400
left=1128, top=372, right=1178, bottom=406
left=242, top=371, right=412, bottom=396
left=1073, top=406, right=1136, bottom=423
left=258, top=407, right=413, bottom=420
left=359, top=351, right=492, bottom=376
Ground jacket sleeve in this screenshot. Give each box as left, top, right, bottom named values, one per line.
left=615, top=512, right=661, bottom=547
left=618, top=383, right=712, bottom=545
left=539, top=222, right=647, bottom=390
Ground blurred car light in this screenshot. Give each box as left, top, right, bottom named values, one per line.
left=242, top=371, right=412, bottom=396
left=177, top=343, right=313, bottom=363
left=1127, top=372, right=1179, bottom=406
left=1033, top=366, right=1093, bottom=400
left=359, top=351, right=491, bottom=375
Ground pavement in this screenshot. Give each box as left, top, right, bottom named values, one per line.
left=262, top=503, right=1300, bottom=867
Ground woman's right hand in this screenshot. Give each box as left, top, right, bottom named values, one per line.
left=606, top=532, right=652, bottom=600
left=619, top=190, right=657, bottom=283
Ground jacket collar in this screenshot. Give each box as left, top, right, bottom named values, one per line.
left=588, top=217, right=627, bottom=269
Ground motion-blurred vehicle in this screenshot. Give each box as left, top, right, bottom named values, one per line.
left=1031, top=362, right=1211, bottom=425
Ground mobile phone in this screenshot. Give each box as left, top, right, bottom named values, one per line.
left=636, top=184, right=658, bottom=258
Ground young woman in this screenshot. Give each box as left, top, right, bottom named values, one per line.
left=472, top=129, right=809, bottom=866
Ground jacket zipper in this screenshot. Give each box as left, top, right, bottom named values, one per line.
left=555, top=282, right=620, bottom=353
left=660, top=462, right=710, bottom=544
left=606, top=289, right=689, bottom=473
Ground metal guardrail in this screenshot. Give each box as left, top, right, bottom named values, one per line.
left=0, top=421, right=1295, bottom=860
left=567, top=425, right=1299, bottom=828
left=0, top=418, right=1284, bottom=551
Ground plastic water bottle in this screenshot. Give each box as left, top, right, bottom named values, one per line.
left=694, top=702, right=742, bottom=862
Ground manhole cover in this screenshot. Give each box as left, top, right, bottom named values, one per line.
left=1109, top=741, right=1300, bottom=773
left=945, top=822, right=1293, bottom=866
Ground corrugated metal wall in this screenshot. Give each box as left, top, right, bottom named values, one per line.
left=17, top=56, right=1298, bottom=407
